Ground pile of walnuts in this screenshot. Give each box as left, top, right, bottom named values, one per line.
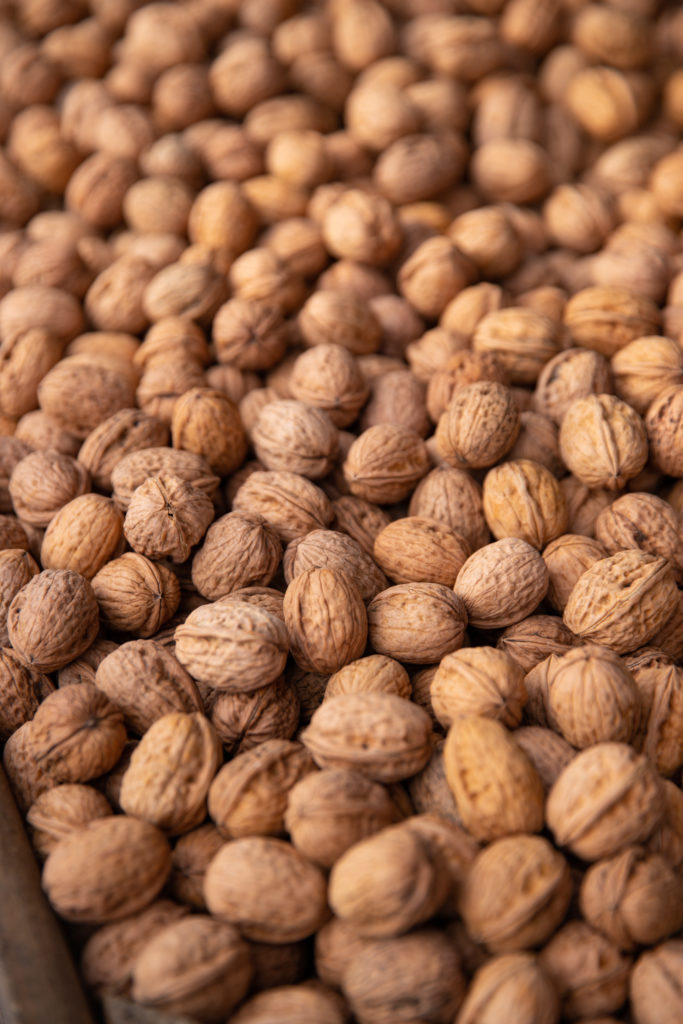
left=0, top=0, right=682, bottom=1021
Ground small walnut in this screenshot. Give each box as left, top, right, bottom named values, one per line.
left=373, top=516, right=470, bottom=587
left=38, top=354, right=136, bottom=439
left=210, top=678, right=299, bottom=755
left=231, top=470, right=334, bottom=543
left=8, top=568, right=100, bottom=672
left=169, top=386, right=247, bottom=478
left=230, top=984, right=346, bottom=1024
left=360, top=369, right=430, bottom=438
left=213, top=298, right=288, bottom=373
left=170, top=824, right=225, bottom=911
left=645, top=384, right=683, bottom=478
left=325, top=655, right=410, bottom=702
left=9, top=449, right=90, bottom=527
left=542, top=534, right=608, bottom=612
left=563, top=286, right=660, bottom=359
left=123, top=475, right=214, bottom=564
left=472, top=309, right=559, bottom=387
left=409, top=465, right=489, bottom=552
left=0, top=647, right=53, bottom=741
left=435, top=381, right=520, bottom=471
left=0, top=547, right=39, bottom=645
left=41, top=493, right=123, bottom=578
left=559, top=394, right=648, bottom=490
left=77, top=408, right=169, bottom=492
left=431, top=647, right=527, bottom=730
left=284, top=529, right=386, bottom=601
left=627, top=649, right=683, bottom=778
left=426, top=350, right=507, bottom=424
left=111, top=446, right=219, bottom=511
left=513, top=726, right=576, bottom=792
left=26, top=784, right=112, bottom=859
left=289, top=344, right=369, bottom=428
left=42, top=815, right=172, bottom=924
left=548, top=644, right=640, bottom=749
left=398, top=235, right=473, bottom=319
left=455, top=538, right=549, bottom=630
left=368, top=582, right=467, bottom=664
left=91, top=554, right=180, bottom=638
left=332, top=495, right=391, bottom=558
left=533, top=347, right=613, bottom=426
left=482, top=459, right=567, bottom=550
left=540, top=922, right=632, bottom=1020
left=456, top=953, right=559, bottom=1024
left=343, top=424, right=430, bottom=505
left=284, top=567, right=367, bottom=674
left=136, top=359, right=206, bottom=426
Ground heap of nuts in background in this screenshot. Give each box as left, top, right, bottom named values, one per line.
left=0, top=0, right=683, bottom=1020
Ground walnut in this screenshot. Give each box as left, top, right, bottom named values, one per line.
left=0, top=437, right=33, bottom=513
left=284, top=529, right=386, bottom=601
left=436, top=381, right=520, bottom=471
left=230, top=984, right=346, bottom=1024
left=368, top=582, right=467, bottom=664
left=0, top=547, right=39, bottom=645
left=482, top=459, right=567, bottom=550
left=77, top=409, right=169, bottom=491
left=231, top=470, right=334, bottom=543
left=539, top=921, right=632, bottom=1020
left=191, top=511, right=281, bottom=601
left=563, top=286, right=660, bottom=359
left=559, top=394, right=648, bottom=490
left=92, top=554, right=180, bottom=638
left=322, top=187, right=403, bottom=265
left=595, top=492, right=683, bottom=582
left=455, top=538, right=549, bottom=630
left=315, top=918, right=374, bottom=991
left=123, top=475, right=213, bottom=564
left=136, top=359, right=206, bottom=425
left=456, top=953, right=559, bottom=1024
left=533, top=347, right=613, bottom=425
left=26, top=783, right=112, bottom=859
left=213, top=298, right=288, bottom=373
left=472, top=309, right=559, bottom=387
left=542, top=534, right=608, bottom=612
left=170, top=386, right=247, bottom=477
left=431, top=647, right=527, bottom=730
left=343, top=424, right=430, bottom=505
left=0, top=647, right=53, bottom=741
left=331, top=495, right=391, bottom=558
left=325, top=655, right=410, bottom=702
left=645, top=384, right=683, bottom=478
left=611, top=336, right=683, bottom=414
left=134, top=317, right=211, bottom=372
left=560, top=475, right=613, bottom=537
left=360, top=369, right=430, bottom=438
left=629, top=940, right=683, bottom=1024
left=170, top=824, right=224, bottom=911
left=111, top=446, right=219, bottom=511
left=298, top=289, right=382, bottom=355
left=373, top=516, right=470, bottom=587
left=284, top=567, right=367, bottom=674
left=9, top=449, right=90, bottom=527
left=426, top=350, right=507, bottom=424
left=251, top=399, right=339, bottom=480
left=497, top=615, right=578, bottom=673
left=37, top=354, right=136, bottom=439
left=408, top=466, right=489, bottom=552
left=0, top=327, right=63, bottom=420
left=627, top=649, right=683, bottom=778
left=210, top=678, right=299, bottom=755
left=513, top=726, right=576, bottom=792
left=398, top=235, right=473, bottom=319
left=41, top=493, right=124, bottom=578
left=289, top=344, right=369, bottom=428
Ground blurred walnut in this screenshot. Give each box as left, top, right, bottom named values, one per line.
left=171, top=387, right=247, bottom=477
left=436, top=382, right=520, bottom=471
left=534, top=348, right=613, bottom=426
left=431, top=647, right=526, bottom=730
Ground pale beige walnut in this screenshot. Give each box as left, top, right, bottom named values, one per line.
left=204, top=836, right=328, bottom=943
left=7, top=568, right=100, bottom=672
left=325, top=655, right=410, bottom=702
left=91, top=554, right=180, bottom=638
left=131, top=915, right=252, bottom=1023
left=123, top=474, right=213, bottom=564
left=38, top=354, right=136, bottom=439
left=332, top=495, right=391, bottom=558
left=171, top=386, right=247, bottom=477
left=143, top=260, right=228, bottom=326
left=645, top=385, right=683, bottom=477
left=630, top=940, right=683, bottom=1024
left=192, top=510, right=281, bottom=601
left=472, top=308, right=559, bottom=386
left=611, top=336, right=683, bottom=414
left=483, top=459, right=567, bottom=550
left=373, top=516, right=470, bottom=587
left=563, top=286, right=660, bottom=359
left=289, top=344, right=369, bottom=427
left=368, top=582, right=467, bottom=664
left=285, top=768, right=399, bottom=868
left=595, top=492, right=683, bottom=582
left=95, top=639, right=202, bottom=736
left=0, top=547, right=39, bottom=645
left=27, top=784, right=112, bottom=860
left=251, top=399, right=339, bottom=480
left=301, top=692, right=433, bottom=783
left=14, top=411, right=80, bottom=458
left=455, top=538, right=548, bottom=630
left=9, top=449, right=90, bottom=527
left=563, top=550, right=678, bottom=653
left=41, top=494, right=123, bottom=578
left=461, top=835, right=572, bottom=953
left=559, top=394, right=648, bottom=490
left=497, top=615, right=577, bottom=674
left=580, top=846, right=683, bottom=951
left=111, top=446, right=219, bottom=511
left=409, top=466, right=489, bottom=552
left=343, top=423, right=430, bottom=505
left=542, top=534, right=608, bottom=612
left=539, top=921, right=632, bottom=1020
left=230, top=984, right=346, bottom=1024
left=546, top=742, right=664, bottom=860
left=342, top=929, right=466, bottom=1024
left=120, top=712, right=221, bottom=835
left=232, top=470, right=333, bottom=543
left=626, top=649, right=683, bottom=778
left=512, top=726, right=576, bottom=792
left=210, top=677, right=299, bottom=755
left=77, top=408, right=169, bottom=491
left=81, top=900, right=189, bottom=997
left=284, top=567, right=367, bottom=674
left=444, top=716, right=545, bottom=842
left=42, top=815, right=172, bottom=924
left=435, top=381, right=520, bottom=471
left=284, top=529, right=387, bottom=602
left=170, top=824, right=224, bottom=911
left=533, top=347, right=613, bottom=426
left=175, top=600, right=289, bottom=692
left=216, top=585, right=285, bottom=622
left=208, top=739, right=314, bottom=839
left=456, top=952, right=559, bottom=1024
left=329, top=823, right=448, bottom=939
left=431, top=647, right=527, bottom=730
left=0, top=647, right=53, bottom=741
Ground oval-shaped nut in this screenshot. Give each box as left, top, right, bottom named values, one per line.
left=230, top=984, right=346, bottom=1024
left=41, top=494, right=124, bottom=578
left=482, top=460, right=567, bottom=550
left=329, top=823, right=448, bottom=938
left=472, top=308, right=559, bottom=387
left=343, top=423, right=430, bottom=505
left=534, top=347, right=613, bottom=426
left=332, top=495, right=391, bottom=558
left=284, top=529, right=387, bottom=602
left=42, top=815, right=172, bottom=923
left=289, top=344, right=369, bottom=428
left=460, top=835, right=572, bottom=953
left=192, top=511, right=282, bottom=601
left=368, top=582, right=468, bottom=664
left=373, top=516, right=470, bottom=587
left=252, top=399, right=339, bottom=480
left=435, top=381, right=520, bottom=470
left=0, top=547, right=39, bottom=646
left=284, top=567, right=367, bottom=674
left=409, top=465, right=489, bottom=552
left=0, top=647, right=53, bottom=741
left=454, top=538, right=549, bottom=630
left=231, top=470, right=334, bottom=543
left=594, top=492, right=683, bottom=583
left=175, top=600, right=289, bottom=692
left=456, top=953, right=560, bottom=1024
left=645, top=385, right=683, bottom=478
left=325, top=655, right=410, bottom=702
left=210, top=677, right=299, bottom=755
left=123, top=474, right=214, bottom=563
left=563, top=550, right=679, bottom=654
left=546, top=742, right=665, bottom=860
left=27, top=784, right=112, bottom=860
left=443, top=716, right=545, bottom=842
left=131, top=915, right=252, bottom=1022
left=629, top=940, right=683, bottom=1024
left=539, top=921, right=632, bottom=1020
left=38, top=355, right=136, bottom=439
left=497, top=615, right=577, bottom=674
left=431, top=647, right=527, bottom=729
left=563, top=286, right=660, bottom=359
left=512, top=726, right=577, bottom=792
left=170, top=824, right=224, bottom=911
left=77, top=408, right=170, bottom=491
left=204, top=836, right=329, bottom=943
left=559, top=394, right=648, bottom=490
left=111, top=446, right=219, bottom=511
left=542, top=534, right=608, bottom=612
left=7, top=568, right=100, bottom=672
left=9, top=449, right=90, bottom=527
left=91, top=553, right=180, bottom=638
left=301, top=692, right=433, bottom=783
left=171, top=386, right=247, bottom=477
left=208, top=739, right=315, bottom=839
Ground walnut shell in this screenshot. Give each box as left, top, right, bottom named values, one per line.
left=42, top=815, right=172, bottom=924
left=7, top=568, right=100, bottom=672
left=230, top=984, right=346, bottom=1024
left=629, top=940, right=683, bottom=1024
left=512, top=726, right=577, bottom=792
left=497, top=615, right=577, bottom=674
left=231, top=470, right=334, bottom=543
left=546, top=742, right=665, bottom=860
left=594, top=492, right=683, bottom=583
left=170, top=386, right=247, bottom=477
left=325, top=655, right=410, bottom=702
left=559, top=394, right=648, bottom=490
left=191, top=511, right=282, bottom=601
left=482, top=460, right=567, bottom=550
left=123, top=475, right=214, bottom=564
left=343, top=423, right=430, bottom=505
left=563, top=286, right=660, bottom=359
left=252, top=399, right=339, bottom=480
left=0, top=646, right=53, bottom=741
left=542, top=534, right=608, bottom=612
left=627, top=650, right=683, bottom=778
left=9, top=449, right=90, bottom=527
left=611, top=335, right=683, bottom=415
left=373, top=516, right=470, bottom=587
left=91, top=553, right=180, bottom=637
left=409, top=465, right=489, bottom=553
left=539, top=921, right=631, bottom=1020
left=77, top=409, right=170, bottom=491
left=455, top=953, right=559, bottom=1024
left=284, top=528, right=387, bottom=602
left=0, top=547, right=39, bottom=646
left=204, top=836, right=329, bottom=943
left=170, top=824, right=225, bottom=911
left=210, top=678, right=299, bottom=755
left=332, top=495, right=391, bottom=558
left=435, top=381, right=520, bottom=470
left=41, top=493, right=124, bottom=578
left=454, top=538, right=549, bottom=630
left=38, top=355, right=136, bottom=439
left=289, top=344, right=369, bottom=428
left=301, top=692, right=433, bottom=783
left=645, top=385, right=683, bottom=477
left=533, top=347, right=613, bottom=426
left=431, top=647, right=527, bottom=730
left=472, top=308, right=559, bottom=387
left=284, top=567, right=367, bottom=674
left=111, top=446, right=219, bottom=511
left=27, top=783, right=112, bottom=860
left=368, top=582, right=467, bottom=664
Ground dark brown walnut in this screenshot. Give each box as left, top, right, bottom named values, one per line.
left=252, top=399, right=339, bottom=480
left=170, top=824, right=225, bottom=911
left=7, top=568, right=100, bottom=672
left=542, top=535, right=608, bottom=612
left=645, top=384, right=683, bottom=478
left=409, top=465, right=489, bottom=553
left=212, top=297, right=289, bottom=372
left=435, top=381, right=520, bottom=470
left=343, top=424, right=431, bottom=505
left=0, top=547, right=39, bottom=645
left=546, top=742, right=665, bottom=860
left=431, top=647, right=527, bottom=730
left=91, top=553, right=180, bottom=638
left=284, top=529, right=387, bottom=602
left=40, top=493, right=124, bottom=579
left=455, top=538, right=549, bottom=630
left=171, top=386, right=248, bottom=477
left=289, top=344, right=369, bottom=428
left=456, top=953, right=560, bottom=1024
left=77, top=409, right=170, bottom=491
left=95, top=639, right=202, bottom=736
left=368, top=582, right=468, bottom=664
left=482, top=459, right=568, bottom=550
left=342, top=929, right=466, bottom=1024
left=563, top=550, right=678, bottom=654
left=627, top=649, right=683, bottom=778
left=192, top=511, right=281, bottom=601
left=231, top=470, right=334, bottom=543
left=208, top=738, right=315, bottom=839
left=124, top=474, right=214, bottom=564
left=285, top=768, right=399, bottom=869
left=230, top=983, right=346, bottom=1024
left=0, top=647, right=53, bottom=741
left=247, top=938, right=315, bottom=993
left=210, top=678, right=300, bottom=755
left=9, top=449, right=90, bottom=527
left=533, top=347, right=613, bottom=426
left=204, top=836, right=329, bottom=943
left=175, top=600, right=289, bottom=693
left=42, top=815, right=172, bottom=924
left=594, top=492, right=683, bottom=583
left=81, top=900, right=190, bottom=997
left=373, top=516, right=470, bottom=587
left=130, top=915, right=252, bottom=1023
left=539, top=921, right=632, bottom=1020
left=497, top=615, right=577, bottom=674
left=460, top=835, right=572, bottom=953
left=0, top=437, right=33, bottom=513
left=26, top=784, right=112, bottom=860
left=111, top=446, right=220, bottom=511
left=284, top=567, right=367, bottom=674
left=580, top=846, right=683, bottom=951
left=331, top=495, right=391, bottom=558
left=325, top=655, right=411, bottom=702
left=301, top=692, right=433, bottom=783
